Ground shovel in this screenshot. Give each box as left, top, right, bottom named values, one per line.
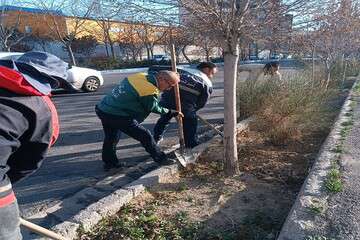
left=170, top=43, right=195, bottom=167
left=197, top=115, right=224, bottom=138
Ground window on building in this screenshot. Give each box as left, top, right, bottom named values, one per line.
left=25, top=26, right=32, bottom=34
left=110, top=27, right=123, bottom=33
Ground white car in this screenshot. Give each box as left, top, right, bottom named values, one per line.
left=0, top=52, right=104, bottom=92
left=151, top=54, right=171, bottom=63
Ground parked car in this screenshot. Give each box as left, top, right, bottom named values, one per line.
left=0, top=52, right=104, bottom=92
left=151, top=54, right=171, bottom=63
left=148, top=65, right=204, bottom=79
left=270, top=53, right=283, bottom=59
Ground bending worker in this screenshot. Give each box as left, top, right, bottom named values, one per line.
left=153, top=62, right=217, bottom=148
left=96, top=70, right=182, bottom=171
left=0, top=52, right=67, bottom=240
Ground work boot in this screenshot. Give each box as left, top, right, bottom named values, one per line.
left=103, top=162, right=124, bottom=172
left=154, top=136, right=164, bottom=145
left=153, top=154, right=175, bottom=166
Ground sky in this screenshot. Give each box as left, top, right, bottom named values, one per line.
left=0, top=0, right=179, bottom=24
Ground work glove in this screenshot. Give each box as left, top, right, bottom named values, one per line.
left=167, top=109, right=184, bottom=118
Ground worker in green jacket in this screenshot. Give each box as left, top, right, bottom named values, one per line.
left=96, top=70, right=182, bottom=171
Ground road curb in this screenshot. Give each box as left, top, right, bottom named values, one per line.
left=49, top=119, right=251, bottom=239
left=101, top=67, right=149, bottom=74
left=100, top=62, right=225, bottom=75
left=278, top=78, right=359, bottom=240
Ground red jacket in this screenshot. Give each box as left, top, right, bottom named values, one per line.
left=0, top=66, right=59, bottom=208
left=0, top=66, right=59, bottom=145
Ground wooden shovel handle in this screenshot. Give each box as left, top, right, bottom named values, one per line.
left=170, top=44, right=185, bottom=150
left=20, top=218, right=68, bottom=240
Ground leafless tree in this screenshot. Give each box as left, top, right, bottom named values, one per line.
left=116, top=24, right=144, bottom=61
left=91, top=1, right=124, bottom=59
left=162, top=26, right=195, bottom=63
left=195, top=35, right=219, bottom=61
left=135, top=22, right=168, bottom=61
left=292, top=0, right=360, bottom=88
left=32, top=0, right=96, bottom=65
left=0, top=3, right=30, bottom=51
left=72, top=35, right=98, bottom=57
left=114, top=0, right=314, bottom=176
left=176, top=0, right=311, bottom=176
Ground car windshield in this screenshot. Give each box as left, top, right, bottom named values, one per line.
left=0, top=54, right=23, bottom=61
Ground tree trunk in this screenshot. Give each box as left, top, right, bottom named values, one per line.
left=109, top=38, right=115, bottom=59
left=132, top=49, right=137, bottom=61
left=66, top=44, right=76, bottom=66
left=182, top=45, right=191, bottom=63
left=175, top=47, right=181, bottom=63
left=312, top=46, right=316, bottom=86
left=40, top=40, right=47, bottom=52
left=223, top=43, right=240, bottom=176
left=255, top=42, right=258, bottom=59
left=146, top=46, right=151, bottom=61
left=118, top=43, right=123, bottom=60
left=150, top=47, right=154, bottom=59
left=342, top=61, right=347, bottom=87
left=325, top=63, right=331, bottom=89
left=104, top=42, right=109, bottom=58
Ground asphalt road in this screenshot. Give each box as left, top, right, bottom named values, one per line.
left=14, top=68, right=225, bottom=218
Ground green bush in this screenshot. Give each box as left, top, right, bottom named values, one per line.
left=327, top=59, right=360, bottom=87
left=345, top=59, right=360, bottom=77
left=237, top=69, right=341, bottom=145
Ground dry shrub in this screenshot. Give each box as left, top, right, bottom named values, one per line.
left=238, top=69, right=338, bottom=145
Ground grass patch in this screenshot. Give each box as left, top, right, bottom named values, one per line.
left=177, top=182, right=189, bottom=192
left=354, top=82, right=360, bottom=94
left=331, top=145, right=343, bottom=154
left=325, top=169, right=343, bottom=193
left=79, top=202, right=201, bottom=240
left=305, top=236, right=335, bottom=240
left=309, top=204, right=324, bottom=214
left=341, top=120, right=354, bottom=127
left=349, top=101, right=357, bottom=109
left=308, top=199, right=326, bottom=215
left=345, top=112, right=353, bottom=117
left=340, top=127, right=350, bottom=139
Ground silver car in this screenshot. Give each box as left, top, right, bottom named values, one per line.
left=0, top=52, right=104, bottom=92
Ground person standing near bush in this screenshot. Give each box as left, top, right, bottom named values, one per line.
left=261, top=61, right=282, bottom=82
left=153, top=62, right=217, bottom=148
left=96, top=70, right=182, bottom=171
left=0, top=52, right=67, bottom=240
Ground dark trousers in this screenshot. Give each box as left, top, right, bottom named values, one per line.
left=0, top=200, right=22, bottom=240
left=96, top=108, right=166, bottom=166
left=0, top=94, right=53, bottom=240
left=153, top=113, right=199, bottom=148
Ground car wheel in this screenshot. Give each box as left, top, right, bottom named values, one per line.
left=82, top=77, right=100, bottom=92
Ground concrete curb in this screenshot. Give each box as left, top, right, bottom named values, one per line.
left=48, top=118, right=251, bottom=239
left=278, top=79, right=359, bottom=240
left=101, top=67, right=149, bottom=74
left=100, top=62, right=225, bottom=75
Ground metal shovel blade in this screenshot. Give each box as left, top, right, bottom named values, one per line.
left=174, top=148, right=196, bottom=167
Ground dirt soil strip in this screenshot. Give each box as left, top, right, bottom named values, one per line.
left=278, top=78, right=359, bottom=240
left=41, top=120, right=250, bottom=240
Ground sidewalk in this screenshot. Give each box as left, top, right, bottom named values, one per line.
left=315, top=90, right=360, bottom=239
left=278, top=80, right=360, bottom=240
